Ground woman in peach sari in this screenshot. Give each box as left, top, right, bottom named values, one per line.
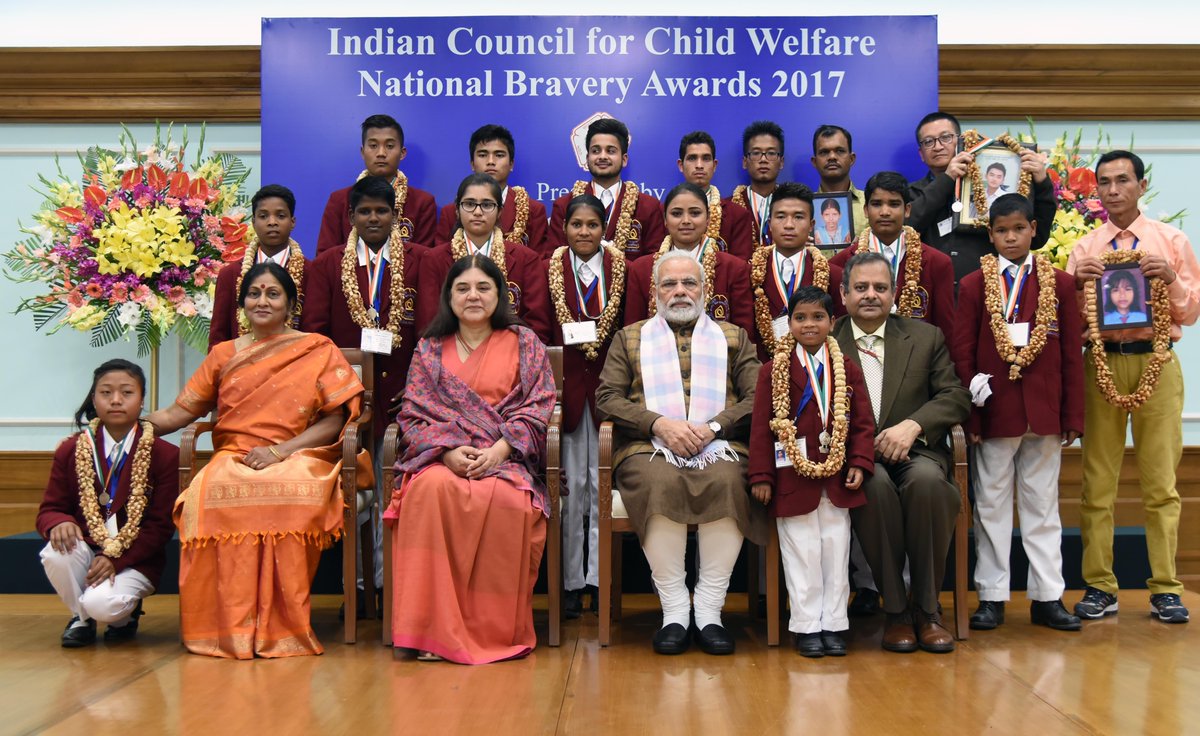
left=386, top=254, right=555, bottom=664
left=148, top=262, right=364, bottom=659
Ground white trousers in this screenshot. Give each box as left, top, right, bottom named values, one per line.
left=642, top=515, right=742, bottom=629
left=972, top=433, right=1067, bottom=602
left=779, top=497, right=851, bottom=634
left=562, top=406, right=600, bottom=590
left=40, top=541, right=154, bottom=625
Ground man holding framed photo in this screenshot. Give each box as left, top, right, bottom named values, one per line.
left=907, top=112, right=1055, bottom=286
left=1066, top=150, right=1200, bottom=625
left=810, top=124, right=867, bottom=241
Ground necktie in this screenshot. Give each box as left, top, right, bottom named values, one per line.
left=857, top=335, right=884, bottom=425
left=780, top=257, right=795, bottom=285
left=101, top=441, right=126, bottom=506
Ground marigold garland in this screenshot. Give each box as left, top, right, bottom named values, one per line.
left=507, top=186, right=531, bottom=245
left=341, top=226, right=405, bottom=348
left=960, top=131, right=1033, bottom=228
left=706, top=185, right=724, bottom=244
left=853, top=226, right=924, bottom=317
left=647, top=236, right=718, bottom=317
left=751, top=246, right=831, bottom=355
left=768, top=336, right=850, bottom=478
left=451, top=227, right=508, bottom=281
left=356, top=169, right=410, bottom=221
left=547, top=245, right=626, bottom=361
left=981, top=253, right=1058, bottom=381
left=235, top=238, right=306, bottom=335
left=1083, top=249, right=1174, bottom=409
left=572, top=180, right=639, bottom=253
left=75, top=420, right=155, bottom=558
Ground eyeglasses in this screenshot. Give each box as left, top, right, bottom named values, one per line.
left=918, top=133, right=958, bottom=150
left=744, top=150, right=781, bottom=161
left=458, top=200, right=498, bottom=213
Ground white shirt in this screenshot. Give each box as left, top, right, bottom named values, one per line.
left=850, top=318, right=887, bottom=346
left=573, top=250, right=604, bottom=286
left=593, top=180, right=622, bottom=208
left=101, top=425, right=137, bottom=464
left=795, top=343, right=828, bottom=368
left=256, top=247, right=291, bottom=266
left=997, top=253, right=1030, bottom=278
left=501, top=185, right=510, bottom=206
left=774, top=249, right=803, bottom=282
left=356, top=238, right=391, bottom=266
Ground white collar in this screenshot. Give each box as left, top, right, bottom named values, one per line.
left=101, top=425, right=137, bottom=460
left=257, top=246, right=290, bottom=266
left=356, top=238, right=391, bottom=266
left=795, top=344, right=827, bottom=367
left=593, top=180, right=622, bottom=202
left=774, top=248, right=803, bottom=267
left=501, top=185, right=510, bottom=204
left=997, top=253, right=1030, bottom=274
left=573, top=249, right=604, bottom=276
left=850, top=319, right=887, bottom=343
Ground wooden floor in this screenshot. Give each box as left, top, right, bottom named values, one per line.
left=1, top=592, right=1196, bottom=736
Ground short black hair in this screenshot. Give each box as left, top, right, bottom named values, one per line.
left=988, top=192, right=1035, bottom=223
left=863, top=171, right=912, bottom=204
left=820, top=198, right=842, bottom=214
left=678, top=130, right=716, bottom=161
left=469, top=124, right=515, bottom=160
left=914, top=112, right=960, bottom=142
left=361, top=114, right=404, bottom=146
left=423, top=255, right=523, bottom=338
left=769, top=182, right=814, bottom=217
left=742, top=120, right=785, bottom=156
left=251, top=184, right=295, bottom=216
left=841, top=251, right=894, bottom=291
left=586, top=118, right=630, bottom=153
left=1096, top=149, right=1146, bottom=180
left=812, top=124, right=853, bottom=153
left=986, top=162, right=1007, bottom=176
left=238, top=261, right=298, bottom=312
left=348, top=175, right=396, bottom=212
left=788, top=285, right=834, bottom=317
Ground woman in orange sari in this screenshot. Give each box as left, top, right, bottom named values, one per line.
left=148, top=262, right=364, bottom=659
left=386, top=254, right=555, bottom=664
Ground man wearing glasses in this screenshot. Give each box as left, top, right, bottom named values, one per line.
left=728, top=121, right=786, bottom=249
left=908, top=112, right=1055, bottom=285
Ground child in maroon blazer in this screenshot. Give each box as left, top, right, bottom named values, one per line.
left=748, top=286, right=875, bottom=658
left=953, top=194, right=1084, bottom=632
left=36, top=359, right=179, bottom=648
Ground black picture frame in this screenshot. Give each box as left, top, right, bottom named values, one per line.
left=811, top=191, right=855, bottom=252
left=1097, top=262, right=1153, bottom=331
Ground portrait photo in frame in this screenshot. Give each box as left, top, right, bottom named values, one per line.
left=812, top=191, right=855, bottom=250
left=1097, top=262, right=1153, bottom=331
left=954, top=134, right=1036, bottom=228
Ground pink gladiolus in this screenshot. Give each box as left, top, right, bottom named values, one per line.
left=67, top=290, right=84, bottom=308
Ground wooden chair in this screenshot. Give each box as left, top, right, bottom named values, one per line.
left=760, top=424, right=972, bottom=643
left=178, top=349, right=375, bottom=645
left=596, top=421, right=768, bottom=647
left=381, top=346, right=564, bottom=647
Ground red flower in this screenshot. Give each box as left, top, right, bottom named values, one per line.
left=1046, top=169, right=1061, bottom=186
left=120, top=166, right=145, bottom=190
left=219, top=216, right=249, bottom=262
left=56, top=206, right=85, bottom=224
left=83, top=185, right=107, bottom=208
left=168, top=172, right=191, bottom=199
left=146, top=164, right=168, bottom=191
left=188, top=177, right=210, bottom=202
left=1067, top=167, right=1097, bottom=196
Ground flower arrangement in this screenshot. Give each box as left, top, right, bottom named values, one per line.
left=3, top=124, right=252, bottom=355
left=1022, top=120, right=1185, bottom=269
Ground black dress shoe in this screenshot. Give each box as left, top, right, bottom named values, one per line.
left=1031, top=600, right=1083, bottom=631
left=696, top=624, right=735, bottom=655
left=104, top=601, right=144, bottom=642
left=848, top=589, right=880, bottom=617
left=585, top=584, right=599, bottom=614
left=794, top=632, right=824, bottom=658
left=652, top=623, right=691, bottom=655
left=821, top=630, right=847, bottom=656
left=970, top=600, right=1006, bottom=630
left=62, top=617, right=96, bottom=648
left=564, top=589, right=583, bottom=620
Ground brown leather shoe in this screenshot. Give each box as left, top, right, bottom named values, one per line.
left=881, top=612, right=918, bottom=653
left=914, top=608, right=955, bottom=653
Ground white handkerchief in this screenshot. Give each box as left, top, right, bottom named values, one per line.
left=969, top=373, right=993, bottom=407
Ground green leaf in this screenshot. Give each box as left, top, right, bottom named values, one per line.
left=90, top=306, right=124, bottom=348
left=173, top=316, right=212, bottom=354
left=135, top=318, right=162, bottom=358
left=31, top=301, right=66, bottom=330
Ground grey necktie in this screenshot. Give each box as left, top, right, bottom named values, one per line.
left=857, top=334, right=884, bottom=424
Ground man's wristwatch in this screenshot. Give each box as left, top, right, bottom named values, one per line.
left=707, top=421, right=722, bottom=439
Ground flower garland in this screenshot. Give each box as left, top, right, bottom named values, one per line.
left=960, top=131, right=1033, bottom=229
left=647, top=236, right=718, bottom=317
left=357, top=169, right=410, bottom=220
left=451, top=227, right=509, bottom=281
left=768, top=336, right=850, bottom=478
left=1083, top=249, right=1174, bottom=409
left=341, top=226, right=405, bottom=348
left=547, top=245, right=626, bottom=361
left=75, top=420, right=155, bottom=558
left=980, top=253, right=1058, bottom=381
left=506, top=186, right=531, bottom=245
left=235, top=238, right=306, bottom=335
left=573, top=180, right=640, bottom=253
left=750, top=246, right=830, bottom=355
left=706, top=185, right=724, bottom=243
left=731, top=185, right=763, bottom=248
left=853, top=226, right=924, bottom=317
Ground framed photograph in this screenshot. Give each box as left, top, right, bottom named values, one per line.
left=955, top=137, right=1036, bottom=227
left=1097, top=263, right=1152, bottom=331
left=811, top=191, right=855, bottom=249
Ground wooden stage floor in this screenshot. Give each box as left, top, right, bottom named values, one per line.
left=1, top=591, right=1196, bottom=736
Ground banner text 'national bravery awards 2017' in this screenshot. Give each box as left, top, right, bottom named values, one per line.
left=261, top=16, right=937, bottom=252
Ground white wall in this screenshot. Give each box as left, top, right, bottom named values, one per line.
left=2, top=3, right=1200, bottom=47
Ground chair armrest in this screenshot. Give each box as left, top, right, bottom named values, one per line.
left=381, top=423, right=401, bottom=524
left=178, top=419, right=216, bottom=489
left=546, top=405, right=562, bottom=518
left=341, top=420, right=360, bottom=511
left=598, top=421, right=614, bottom=520
left=950, top=424, right=969, bottom=507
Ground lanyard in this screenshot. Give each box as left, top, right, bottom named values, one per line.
left=795, top=344, right=831, bottom=429
left=998, top=258, right=1030, bottom=323
left=866, top=231, right=905, bottom=287
left=467, top=233, right=493, bottom=258
left=87, top=427, right=133, bottom=513
left=1110, top=236, right=1139, bottom=251
left=359, top=240, right=387, bottom=318
left=570, top=252, right=606, bottom=320
left=256, top=247, right=288, bottom=266
left=771, top=250, right=805, bottom=306
left=750, top=190, right=773, bottom=245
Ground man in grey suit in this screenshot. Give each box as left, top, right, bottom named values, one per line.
left=833, top=251, right=971, bottom=653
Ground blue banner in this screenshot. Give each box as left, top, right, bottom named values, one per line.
left=262, top=16, right=938, bottom=252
